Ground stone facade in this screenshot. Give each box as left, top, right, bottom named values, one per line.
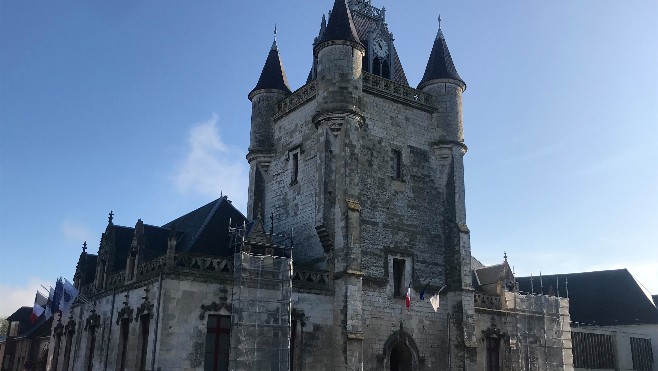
left=42, top=1, right=575, bottom=370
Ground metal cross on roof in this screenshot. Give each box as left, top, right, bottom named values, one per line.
left=108, top=210, right=114, bottom=224
left=82, top=241, right=87, bottom=253
left=438, top=14, right=441, bottom=30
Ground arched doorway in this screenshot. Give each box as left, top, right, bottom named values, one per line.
left=390, top=341, right=412, bottom=371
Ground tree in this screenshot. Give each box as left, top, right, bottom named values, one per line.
left=0, top=316, right=8, bottom=336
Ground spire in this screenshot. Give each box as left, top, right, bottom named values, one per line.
left=250, top=28, right=292, bottom=97
left=317, top=0, right=360, bottom=45
left=418, top=17, right=465, bottom=89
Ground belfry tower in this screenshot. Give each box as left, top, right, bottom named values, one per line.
left=246, top=1, right=477, bottom=369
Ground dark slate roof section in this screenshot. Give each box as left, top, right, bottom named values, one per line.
left=109, top=225, right=136, bottom=274
left=85, top=254, right=98, bottom=284
left=418, top=28, right=464, bottom=88
left=250, top=40, right=292, bottom=96
left=162, top=197, right=248, bottom=256
left=7, top=306, right=32, bottom=322
left=317, top=0, right=360, bottom=45
left=141, top=225, right=175, bottom=262
left=19, top=316, right=53, bottom=338
left=516, top=269, right=658, bottom=326
left=653, top=295, right=658, bottom=307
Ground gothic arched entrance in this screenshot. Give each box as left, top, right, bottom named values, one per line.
left=390, top=341, right=413, bottom=371
left=378, top=326, right=424, bottom=371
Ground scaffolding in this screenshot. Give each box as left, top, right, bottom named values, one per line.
left=228, top=221, right=293, bottom=371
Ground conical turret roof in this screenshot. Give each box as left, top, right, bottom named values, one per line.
left=317, top=0, right=360, bottom=45
left=250, top=39, right=292, bottom=97
left=418, top=27, right=465, bottom=88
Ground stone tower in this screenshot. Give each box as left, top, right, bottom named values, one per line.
left=247, top=0, right=477, bottom=369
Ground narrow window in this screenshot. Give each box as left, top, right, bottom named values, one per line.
left=117, top=318, right=129, bottom=371
left=291, top=152, right=299, bottom=184
left=204, top=315, right=231, bottom=371
left=486, top=337, right=500, bottom=371
left=391, top=150, right=402, bottom=180
left=62, top=331, right=74, bottom=371
left=87, top=331, right=96, bottom=371
left=393, top=258, right=405, bottom=297
left=138, top=316, right=150, bottom=371
left=52, top=331, right=63, bottom=371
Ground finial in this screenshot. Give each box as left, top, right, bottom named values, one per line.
left=274, top=23, right=277, bottom=42
left=504, top=251, right=507, bottom=262
left=438, top=14, right=442, bottom=30
left=108, top=211, right=114, bottom=224
left=82, top=241, right=87, bottom=253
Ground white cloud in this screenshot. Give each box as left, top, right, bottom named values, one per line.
left=60, top=219, right=95, bottom=245
left=173, top=114, right=248, bottom=210
left=0, top=277, right=50, bottom=317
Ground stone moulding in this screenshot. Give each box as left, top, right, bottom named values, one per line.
left=362, top=71, right=435, bottom=112
left=273, top=81, right=317, bottom=120
left=474, top=292, right=502, bottom=310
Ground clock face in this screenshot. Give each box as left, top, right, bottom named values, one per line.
left=373, top=38, right=389, bottom=59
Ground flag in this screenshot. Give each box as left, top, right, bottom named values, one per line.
left=420, top=280, right=432, bottom=300
left=35, top=291, right=48, bottom=308
left=51, top=278, right=64, bottom=314
left=61, top=279, right=79, bottom=314
left=430, top=293, right=441, bottom=312
left=405, top=284, right=411, bottom=310
left=45, top=287, right=54, bottom=318
left=30, top=292, right=46, bottom=324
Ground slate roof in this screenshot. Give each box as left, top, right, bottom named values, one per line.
left=6, top=306, right=32, bottom=322
left=84, top=197, right=247, bottom=282
left=250, top=40, right=292, bottom=97
left=418, top=28, right=464, bottom=88
left=109, top=225, right=135, bottom=274
left=516, top=269, right=658, bottom=326
left=473, top=263, right=506, bottom=286
left=653, top=295, right=658, bottom=307
left=162, top=197, right=247, bottom=256
left=317, top=0, right=360, bottom=45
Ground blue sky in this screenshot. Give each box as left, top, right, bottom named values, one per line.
left=1, top=0, right=656, bottom=316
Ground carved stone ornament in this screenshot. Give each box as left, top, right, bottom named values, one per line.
left=65, top=315, right=76, bottom=335
left=84, top=308, right=100, bottom=332
left=199, top=302, right=231, bottom=320
left=481, top=321, right=508, bottom=341
left=135, top=288, right=154, bottom=321
left=346, top=198, right=362, bottom=212
left=116, top=293, right=134, bottom=325
left=199, top=288, right=231, bottom=320
left=53, top=316, right=64, bottom=338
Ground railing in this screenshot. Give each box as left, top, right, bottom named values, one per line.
left=137, top=255, right=166, bottom=279
left=474, top=292, right=502, bottom=310
left=105, top=271, right=125, bottom=288
left=274, top=81, right=317, bottom=119
left=292, top=268, right=333, bottom=291
left=362, top=71, right=434, bottom=110
left=173, top=253, right=233, bottom=275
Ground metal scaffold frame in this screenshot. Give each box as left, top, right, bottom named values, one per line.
left=228, top=220, right=293, bottom=371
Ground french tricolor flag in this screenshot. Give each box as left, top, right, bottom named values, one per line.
left=405, top=284, right=411, bottom=310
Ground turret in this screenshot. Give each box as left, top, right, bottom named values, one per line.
left=247, top=32, right=291, bottom=166
left=246, top=31, right=291, bottom=220
left=313, top=0, right=365, bottom=116
left=418, top=20, right=466, bottom=144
